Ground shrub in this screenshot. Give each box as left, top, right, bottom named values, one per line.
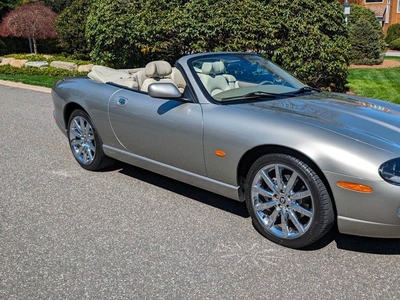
left=347, top=5, right=385, bottom=65
left=86, top=0, right=146, bottom=68
left=389, top=37, right=400, bottom=50
left=3, top=53, right=91, bottom=65
left=385, top=23, right=400, bottom=45
left=266, top=0, right=350, bottom=92
left=0, top=64, right=85, bottom=76
left=55, top=0, right=93, bottom=59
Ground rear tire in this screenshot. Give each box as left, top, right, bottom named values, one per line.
left=68, top=109, right=113, bottom=171
left=245, top=153, right=334, bottom=248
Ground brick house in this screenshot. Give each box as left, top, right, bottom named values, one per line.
left=342, top=0, right=400, bottom=32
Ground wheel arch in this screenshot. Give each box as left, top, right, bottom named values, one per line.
left=237, top=145, right=337, bottom=214
left=63, top=102, right=88, bottom=129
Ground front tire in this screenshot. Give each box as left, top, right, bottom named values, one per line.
left=245, top=153, right=334, bottom=248
left=68, top=109, right=112, bottom=171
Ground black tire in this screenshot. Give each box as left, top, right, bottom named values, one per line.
left=67, top=109, right=113, bottom=171
left=245, top=153, right=334, bottom=248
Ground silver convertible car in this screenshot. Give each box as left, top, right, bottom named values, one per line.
left=52, top=52, right=400, bottom=248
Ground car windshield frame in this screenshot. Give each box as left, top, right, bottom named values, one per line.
left=188, top=53, right=307, bottom=103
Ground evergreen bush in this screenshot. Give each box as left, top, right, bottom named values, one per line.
left=385, top=23, right=400, bottom=45
left=389, top=37, right=400, bottom=50
left=347, top=5, right=385, bottom=65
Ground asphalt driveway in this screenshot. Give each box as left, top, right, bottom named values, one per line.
left=1, top=84, right=399, bottom=299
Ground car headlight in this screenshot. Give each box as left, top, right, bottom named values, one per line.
left=379, top=158, right=400, bottom=186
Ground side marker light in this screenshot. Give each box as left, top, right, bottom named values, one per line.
left=337, top=181, right=373, bottom=193
left=215, top=150, right=226, bottom=157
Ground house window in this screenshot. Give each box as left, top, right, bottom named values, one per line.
left=365, top=0, right=383, bottom=3
left=398, top=0, right=400, bottom=13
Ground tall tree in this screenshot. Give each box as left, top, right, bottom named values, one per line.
left=0, top=2, right=57, bottom=53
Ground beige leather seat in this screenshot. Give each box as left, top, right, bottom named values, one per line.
left=133, top=68, right=147, bottom=90
left=199, top=61, right=231, bottom=96
left=171, top=67, right=186, bottom=92
left=140, top=61, right=176, bottom=92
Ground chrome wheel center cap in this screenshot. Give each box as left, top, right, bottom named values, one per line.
left=279, top=196, right=286, bottom=204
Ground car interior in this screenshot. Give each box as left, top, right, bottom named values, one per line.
left=87, top=59, right=242, bottom=97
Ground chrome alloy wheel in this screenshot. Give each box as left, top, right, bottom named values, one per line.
left=69, top=115, right=96, bottom=165
left=251, top=163, right=314, bottom=240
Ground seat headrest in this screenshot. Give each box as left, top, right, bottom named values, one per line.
left=145, top=61, right=172, bottom=78
left=201, top=61, right=225, bottom=75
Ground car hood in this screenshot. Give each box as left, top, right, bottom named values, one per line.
left=233, top=92, right=400, bottom=153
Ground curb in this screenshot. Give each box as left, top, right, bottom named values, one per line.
left=0, top=80, right=51, bottom=94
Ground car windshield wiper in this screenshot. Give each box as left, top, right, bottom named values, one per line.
left=292, top=86, right=321, bottom=94
left=220, top=91, right=278, bottom=101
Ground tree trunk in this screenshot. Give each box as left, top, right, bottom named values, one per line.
left=33, top=38, right=37, bottom=54
left=28, top=38, right=33, bottom=54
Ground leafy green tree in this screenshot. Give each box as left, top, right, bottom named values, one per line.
left=56, top=0, right=92, bottom=58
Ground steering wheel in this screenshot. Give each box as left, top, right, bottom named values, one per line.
left=259, top=80, right=274, bottom=85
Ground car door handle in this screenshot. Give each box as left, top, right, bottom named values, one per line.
left=117, top=97, right=128, bottom=106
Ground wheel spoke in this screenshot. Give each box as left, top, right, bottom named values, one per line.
left=70, top=139, right=81, bottom=147
left=74, top=118, right=82, bottom=132
left=266, top=208, right=280, bottom=229
left=286, top=171, right=298, bottom=193
left=75, top=145, right=84, bottom=157
left=86, top=148, right=94, bottom=162
left=83, top=121, right=90, bottom=135
left=261, top=170, right=279, bottom=194
left=252, top=185, right=274, bottom=198
left=275, top=165, right=283, bottom=191
left=290, top=203, right=313, bottom=218
left=281, top=208, right=289, bottom=238
left=255, top=200, right=277, bottom=211
left=288, top=210, right=305, bottom=234
left=83, top=148, right=90, bottom=163
left=88, top=143, right=96, bottom=152
left=70, top=127, right=82, bottom=139
left=291, top=190, right=311, bottom=200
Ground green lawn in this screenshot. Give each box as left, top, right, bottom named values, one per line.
left=347, top=56, right=400, bottom=104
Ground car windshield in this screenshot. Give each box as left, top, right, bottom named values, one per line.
left=190, top=53, right=308, bottom=102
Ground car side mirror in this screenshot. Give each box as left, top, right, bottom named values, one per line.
left=148, top=83, right=182, bottom=99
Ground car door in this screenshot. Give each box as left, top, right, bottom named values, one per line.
left=108, top=89, right=206, bottom=176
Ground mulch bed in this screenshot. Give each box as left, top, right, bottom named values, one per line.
left=349, top=59, right=400, bottom=69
